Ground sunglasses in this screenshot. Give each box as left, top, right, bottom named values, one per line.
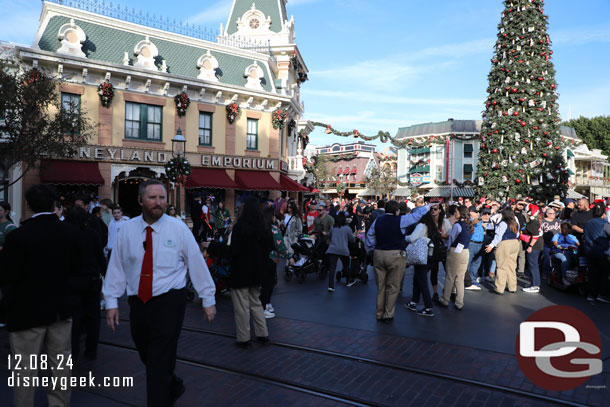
left=430, top=207, right=440, bottom=211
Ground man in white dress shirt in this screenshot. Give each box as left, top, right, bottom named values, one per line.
left=103, top=179, right=216, bottom=407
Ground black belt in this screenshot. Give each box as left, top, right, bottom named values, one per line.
left=471, top=241, right=483, bottom=244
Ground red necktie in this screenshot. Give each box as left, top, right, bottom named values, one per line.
left=138, top=226, right=153, bottom=303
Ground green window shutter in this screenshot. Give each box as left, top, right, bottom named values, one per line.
left=464, top=144, right=473, bottom=152
left=464, top=164, right=473, bottom=172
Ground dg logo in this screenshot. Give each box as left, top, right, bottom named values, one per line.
left=516, top=305, right=603, bottom=391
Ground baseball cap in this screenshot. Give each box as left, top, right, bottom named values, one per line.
left=481, top=208, right=492, bottom=215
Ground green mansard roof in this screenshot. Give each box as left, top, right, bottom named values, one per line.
left=226, top=0, right=287, bottom=35
left=37, top=15, right=275, bottom=93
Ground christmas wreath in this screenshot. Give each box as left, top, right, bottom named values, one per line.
left=272, top=108, right=288, bottom=130
left=98, top=80, right=114, bottom=108
left=226, top=102, right=240, bottom=124
left=174, top=92, right=190, bottom=117
left=164, top=158, right=192, bottom=185
left=26, top=68, right=40, bottom=85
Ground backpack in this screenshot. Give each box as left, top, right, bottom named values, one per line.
left=429, top=227, right=447, bottom=262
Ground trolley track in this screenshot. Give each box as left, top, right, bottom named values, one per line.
left=108, top=317, right=585, bottom=407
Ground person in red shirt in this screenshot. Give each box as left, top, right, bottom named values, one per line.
left=305, top=202, right=319, bottom=234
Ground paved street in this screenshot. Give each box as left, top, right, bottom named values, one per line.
left=1, top=264, right=609, bottom=406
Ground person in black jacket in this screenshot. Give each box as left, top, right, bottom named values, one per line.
left=229, top=196, right=274, bottom=347
left=0, top=184, right=80, bottom=407
left=65, top=206, right=107, bottom=361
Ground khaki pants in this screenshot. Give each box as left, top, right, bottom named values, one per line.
left=373, top=249, right=407, bottom=319
left=495, top=239, right=520, bottom=293
left=230, top=286, right=268, bottom=342
left=441, top=247, right=470, bottom=309
left=9, top=319, right=72, bottom=407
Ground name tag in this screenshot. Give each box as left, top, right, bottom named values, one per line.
left=164, top=239, right=176, bottom=248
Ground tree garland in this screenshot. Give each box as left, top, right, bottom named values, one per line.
left=174, top=92, right=190, bottom=117
left=327, top=152, right=357, bottom=162
left=164, top=157, right=192, bottom=185
left=272, top=108, right=288, bottom=130
left=226, top=102, right=240, bottom=124
left=311, top=122, right=479, bottom=148
left=98, top=80, right=114, bottom=108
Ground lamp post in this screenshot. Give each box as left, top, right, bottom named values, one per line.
left=172, top=128, right=187, bottom=213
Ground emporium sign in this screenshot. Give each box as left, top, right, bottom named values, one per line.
left=78, top=146, right=278, bottom=170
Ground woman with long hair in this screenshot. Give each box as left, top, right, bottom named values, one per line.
left=229, top=196, right=274, bottom=347
left=404, top=210, right=440, bottom=317
left=439, top=206, right=473, bottom=310
left=65, top=206, right=106, bottom=360
left=485, top=207, right=520, bottom=294
left=429, top=204, right=452, bottom=303
left=326, top=212, right=355, bottom=291
left=213, top=201, right=231, bottom=238
left=283, top=201, right=303, bottom=249
left=166, top=205, right=181, bottom=220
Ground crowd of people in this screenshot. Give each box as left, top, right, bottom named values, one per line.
left=1, top=185, right=610, bottom=406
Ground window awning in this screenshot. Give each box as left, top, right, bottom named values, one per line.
left=464, top=144, right=474, bottom=153
left=567, top=149, right=575, bottom=157
left=336, top=168, right=342, bottom=175
left=409, top=165, right=430, bottom=174
left=351, top=167, right=357, bottom=174
left=235, top=170, right=283, bottom=191
left=567, top=168, right=575, bottom=175
left=185, top=168, right=238, bottom=189
left=279, top=174, right=309, bottom=192
left=464, top=164, right=473, bottom=172
left=40, top=160, right=104, bottom=185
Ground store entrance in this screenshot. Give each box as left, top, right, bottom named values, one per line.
left=117, top=177, right=145, bottom=218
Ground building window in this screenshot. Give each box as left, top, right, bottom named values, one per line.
left=125, top=102, right=162, bottom=141
left=61, top=93, right=81, bottom=133
left=464, top=143, right=473, bottom=158
left=463, top=164, right=473, bottom=180
left=198, top=112, right=212, bottom=146
left=246, top=118, right=258, bottom=150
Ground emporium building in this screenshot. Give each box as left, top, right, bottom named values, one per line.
left=4, top=0, right=312, bottom=220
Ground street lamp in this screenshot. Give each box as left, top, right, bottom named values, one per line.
left=172, top=128, right=187, bottom=213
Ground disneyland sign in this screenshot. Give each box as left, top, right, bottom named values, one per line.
left=78, top=146, right=278, bottom=170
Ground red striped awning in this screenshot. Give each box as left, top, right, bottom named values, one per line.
left=337, top=167, right=342, bottom=175
left=235, top=170, right=282, bottom=191
left=185, top=168, right=238, bottom=189
left=40, top=160, right=104, bottom=185
left=279, top=174, right=309, bottom=192
left=351, top=167, right=357, bottom=174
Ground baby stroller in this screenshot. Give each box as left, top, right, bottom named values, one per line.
left=207, top=238, right=231, bottom=294
left=285, top=235, right=327, bottom=283
left=336, top=237, right=369, bottom=284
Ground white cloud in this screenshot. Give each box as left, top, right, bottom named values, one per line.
left=0, top=0, right=41, bottom=45
left=186, top=1, right=232, bottom=25
left=551, top=24, right=610, bottom=46
left=302, top=89, right=481, bottom=107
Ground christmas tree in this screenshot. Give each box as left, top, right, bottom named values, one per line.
left=475, top=0, right=569, bottom=201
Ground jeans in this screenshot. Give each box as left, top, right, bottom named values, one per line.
left=413, top=263, right=433, bottom=309
left=526, top=249, right=541, bottom=287
left=542, top=246, right=552, bottom=277
left=467, top=242, right=483, bottom=282
left=551, top=251, right=576, bottom=278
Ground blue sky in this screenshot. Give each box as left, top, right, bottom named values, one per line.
left=2, top=0, right=609, bottom=149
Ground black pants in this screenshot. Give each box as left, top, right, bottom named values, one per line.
left=413, top=263, right=433, bottom=309
left=192, top=220, right=202, bottom=243
left=587, top=256, right=610, bottom=298
left=327, top=254, right=350, bottom=289
left=71, top=278, right=102, bottom=359
left=128, top=289, right=187, bottom=407
left=260, top=259, right=278, bottom=309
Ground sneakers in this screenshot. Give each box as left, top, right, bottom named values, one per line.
left=586, top=295, right=595, bottom=302
left=475, top=277, right=481, bottom=284
left=522, top=286, right=540, bottom=293
left=266, top=303, right=275, bottom=313
left=328, top=287, right=335, bottom=293
left=485, top=274, right=495, bottom=282
left=596, top=295, right=610, bottom=304
left=465, top=284, right=481, bottom=291
left=404, top=302, right=417, bottom=312
left=346, top=280, right=357, bottom=287
left=417, top=308, right=434, bottom=317
left=263, top=310, right=275, bottom=319
left=562, top=277, right=571, bottom=286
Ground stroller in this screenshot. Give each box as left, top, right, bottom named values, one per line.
left=206, top=238, right=231, bottom=294
left=336, top=237, right=369, bottom=284
left=285, top=235, right=327, bottom=283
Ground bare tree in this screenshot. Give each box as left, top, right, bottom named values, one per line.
left=365, top=165, right=396, bottom=199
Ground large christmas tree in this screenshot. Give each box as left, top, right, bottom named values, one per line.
left=475, top=0, right=569, bottom=201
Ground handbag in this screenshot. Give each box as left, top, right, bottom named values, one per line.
left=519, top=233, right=532, bottom=244
left=405, top=237, right=430, bottom=266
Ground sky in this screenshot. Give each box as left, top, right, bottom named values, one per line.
left=2, top=0, right=609, bottom=150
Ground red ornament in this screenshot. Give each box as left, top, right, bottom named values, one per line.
left=546, top=141, right=551, bottom=146
left=533, top=126, right=539, bottom=130
left=492, top=101, right=497, bottom=105
left=492, top=148, right=498, bottom=154
left=512, top=88, right=518, bottom=93
left=521, top=121, right=527, bottom=127
left=542, top=153, right=547, bottom=158
left=550, top=84, right=556, bottom=89
left=481, top=144, right=486, bottom=149
left=554, top=146, right=561, bottom=150
left=484, top=172, right=488, bottom=177
left=525, top=139, right=529, bottom=143
left=544, top=132, right=548, bottom=136
left=513, top=111, right=519, bottom=116
left=503, top=112, right=508, bottom=116
left=515, top=179, right=522, bottom=184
